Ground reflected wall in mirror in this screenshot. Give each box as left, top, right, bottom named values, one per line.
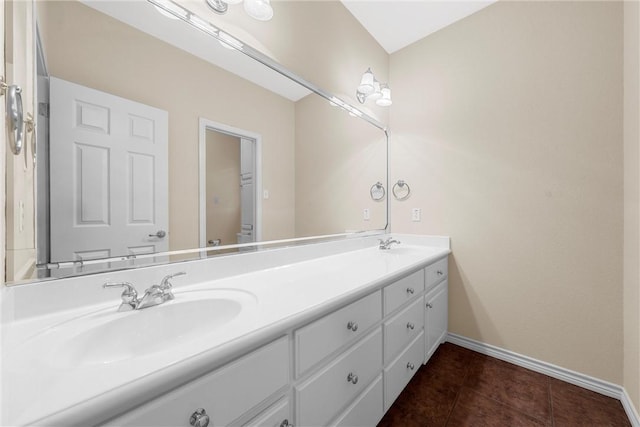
left=4, top=0, right=388, bottom=284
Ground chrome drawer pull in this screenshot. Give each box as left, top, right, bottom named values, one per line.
left=406, top=322, right=415, bottom=330
left=190, top=408, right=210, bottom=427
left=407, top=362, right=415, bottom=370
left=406, top=287, right=414, bottom=294
left=347, top=372, right=359, bottom=384
left=280, top=419, right=294, bottom=427
left=426, top=303, right=433, bottom=309
left=347, top=321, right=358, bottom=332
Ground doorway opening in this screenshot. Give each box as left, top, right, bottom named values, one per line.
left=198, top=118, right=262, bottom=250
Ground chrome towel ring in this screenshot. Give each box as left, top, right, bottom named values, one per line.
left=370, top=181, right=385, bottom=201
left=392, top=180, right=411, bottom=200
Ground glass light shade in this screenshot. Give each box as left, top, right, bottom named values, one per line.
left=376, top=85, right=392, bottom=107
left=368, top=80, right=382, bottom=101
left=357, top=68, right=375, bottom=95
left=225, top=0, right=243, bottom=4
left=244, top=0, right=274, bottom=21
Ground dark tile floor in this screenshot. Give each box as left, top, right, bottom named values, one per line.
left=378, top=343, right=631, bottom=427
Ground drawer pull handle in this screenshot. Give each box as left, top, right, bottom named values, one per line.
left=347, top=372, right=359, bottom=384
left=190, top=408, right=210, bottom=427
left=406, top=287, right=415, bottom=294
left=426, top=303, right=433, bottom=309
left=407, top=362, right=415, bottom=370
left=437, top=270, right=444, bottom=276
left=347, top=321, right=358, bottom=332
left=280, top=419, right=294, bottom=427
left=406, top=322, right=415, bottom=330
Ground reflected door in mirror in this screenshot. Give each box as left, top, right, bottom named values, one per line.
left=49, top=77, right=169, bottom=263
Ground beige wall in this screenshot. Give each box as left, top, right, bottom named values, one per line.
left=624, top=0, right=640, bottom=413
left=37, top=0, right=296, bottom=251
left=294, top=94, right=387, bottom=237
left=205, top=130, right=241, bottom=246
left=389, top=1, right=624, bottom=384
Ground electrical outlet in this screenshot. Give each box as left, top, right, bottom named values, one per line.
left=263, top=190, right=269, bottom=199
left=411, top=208, right=421, bottom=222
left=363, top=208, right=371, bottom=221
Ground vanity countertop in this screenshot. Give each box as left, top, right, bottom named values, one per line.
left=1, top=235, right=450, bottom=426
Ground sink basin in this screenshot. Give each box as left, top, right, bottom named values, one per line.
left=33, top=289, right=257, bottom=367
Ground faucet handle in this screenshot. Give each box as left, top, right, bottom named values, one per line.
left=103, top=282, right=139, bottom=310
left=160, top=271, right=186, bottom=290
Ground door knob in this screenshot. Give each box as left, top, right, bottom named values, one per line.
left=148, top=230, right=166, bottom=238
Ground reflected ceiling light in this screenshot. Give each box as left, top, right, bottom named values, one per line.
left=244, top=0, right=274, bottom=21
left=205, top=0, right=228, bottom=14
left=356, top=68, right=392, bottom=107
left=205, top=0, right=273, bottom=21
left=376, top=84, right=393, bottom=107
left=357, top=68, right=375, bottom=95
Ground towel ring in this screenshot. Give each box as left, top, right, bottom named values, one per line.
left=392, top=180, right=411, bottom=201
left=370, top=182, right=385, bottom=201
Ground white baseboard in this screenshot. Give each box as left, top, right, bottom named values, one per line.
left=446, top=332, right=640, bottom=427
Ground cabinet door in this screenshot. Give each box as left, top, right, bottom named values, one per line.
left=383, top=332, right=424, bottom=411
left=424, top=280, right=448, bottom=363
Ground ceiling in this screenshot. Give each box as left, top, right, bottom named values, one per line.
left=340, top=0, right=498, bottom=54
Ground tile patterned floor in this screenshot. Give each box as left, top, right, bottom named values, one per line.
left=378, top=343, right=631, bottom=427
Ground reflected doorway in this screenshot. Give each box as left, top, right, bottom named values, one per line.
left=198, top=119, right=262, bottom=250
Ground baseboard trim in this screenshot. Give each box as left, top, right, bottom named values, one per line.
left=446, top=333, right=640, bottom=427
left=622, top=388, right=640, bottom=427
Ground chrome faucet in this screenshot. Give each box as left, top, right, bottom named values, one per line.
left=379, top=238, right=401, bottom=250
left=103, top=272, right=186, bottom=311
left=137, top=272, right=186, bottom=309
left=103, top=282, right=140, bottom=312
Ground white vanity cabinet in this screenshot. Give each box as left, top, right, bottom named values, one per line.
left=100, top=254, right=450, bottom=427
left=103, top=337, right=290, bottom=427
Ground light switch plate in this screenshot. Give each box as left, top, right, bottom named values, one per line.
left=411, top=208, right=421, bottom=222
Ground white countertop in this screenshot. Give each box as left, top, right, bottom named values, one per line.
left=0, top=235, right=450, bottom=426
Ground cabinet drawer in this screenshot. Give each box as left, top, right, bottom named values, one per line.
left=295, top=291, right=381, bottom=377
left=383, top=298, right=424, bottom=364
left=243, top=398, right=290, bottom=427
left=383, top=269, right=424, bottom=316
left=296, top=328, right=382, bottom=427
left=331, top=375, right=383, bottom=427
left=105, top=337, right=289, bottom=427
left=384, top=332, right=424, bottom=411
left=425, top=257, right=448, bottom=290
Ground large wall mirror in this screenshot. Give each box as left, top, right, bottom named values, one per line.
left=4, top=0, right=388, bottom=284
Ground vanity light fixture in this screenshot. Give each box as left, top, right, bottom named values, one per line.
left=205, top=0, right=274, bottom=21
left=356, top=68, right=392, bottom=107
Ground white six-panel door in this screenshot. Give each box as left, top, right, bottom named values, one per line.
left=49, top=77, right=168, bottom=263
